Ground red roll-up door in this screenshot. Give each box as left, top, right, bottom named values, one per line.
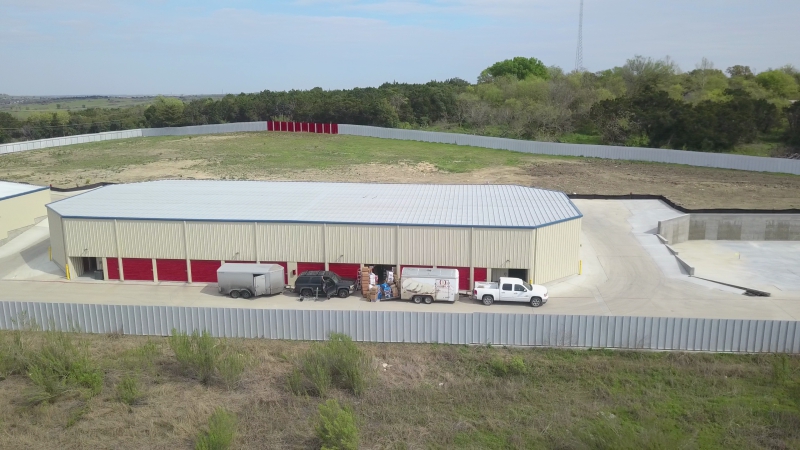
left=328, top=263, right=361, bottom=281
left=191, top=260, right=222, bottom=283
left=107, top=257, right=120, bottom=280
left=297, top=262, right=325, bottom=275
left=331, top=123, right=339, bottom=134
left=156, top=259, right=188, bottom=282
left=474, top=268, right=488, bottom=283
left=122, top=258, right=153, bottom=281
left=439, top=266, right=470, bottom=291
left=260, top=261, right=288, bottom=284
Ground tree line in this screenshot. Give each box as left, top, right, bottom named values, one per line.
left=2, top=55, right=799, bottom=153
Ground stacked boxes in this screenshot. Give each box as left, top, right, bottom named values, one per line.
left=360, top=267, right=371, bottom=297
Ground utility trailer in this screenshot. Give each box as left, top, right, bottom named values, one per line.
left=399, top=267, right=459, bottom=304
left=217, top=263, right=285, bottom=299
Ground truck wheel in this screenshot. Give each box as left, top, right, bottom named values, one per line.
left=413, top=296, right=422, bottom=304
left=241, top=290, right=252, bottom=299
left=482, top=295, right=494, bottom=306
left=338, top=288, right=349, bottom=298
left=230, top=290, right=240, bottom=299
left=300, top=288, right=312, bottom=298
left=530, top=297, right=542, bottom=307
left=424, top=296, right=433, bottom=305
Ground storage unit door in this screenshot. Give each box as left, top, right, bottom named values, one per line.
left=474, top=268, right=488, bottom=283
left=107, top=257, right=120, bottom=280
left=328, top=263, right=361, bottom=281
left=297, top=262, right=325, bottom=275
left=156, top=259, right=188, bottom=282
left=439, top=266, right=470, bottom=291
left=122, top=258, right=154, bottom=281
left=261, top=261, right=288, bottom=283
left=191, top=260, right=222, bottom=283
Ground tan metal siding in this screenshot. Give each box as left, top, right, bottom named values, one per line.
left=436, top=228, right=470, bottom=266
left=326, top=225, right=395, bottom=264
left=399, top=227, right=435, bottom=266
left=48, top=208, right=66, bottom=270
left=534, top=219, right=581, bottom=284
left=472, top=228, right=534, bottom=268
left=186, top=222, right=255, bottom=261
left=117, top=220, right=185, bottom=259
left=63, top=219, right=117, bottom=257
left=258, top=223, right=323, bottom=262
left=0, top=189, right=50, bottom=241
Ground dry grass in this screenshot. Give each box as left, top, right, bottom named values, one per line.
left=0, top=331, right=799, bottom=449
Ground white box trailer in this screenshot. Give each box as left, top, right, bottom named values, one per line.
left=400, top=267, right=459, bottom=304
left=217, top=263, right=285, bottom=299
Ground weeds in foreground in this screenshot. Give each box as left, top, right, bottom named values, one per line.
left=116, top=375, right=143, bottom=406
left=168, top=330, right=248, bottom=389
left=289, top=333, right=372, bottom=397
left=488, top=355, right=527, bottom=377
left=315, top=399, right=359, bottom=450
left=195, top=408, right=237, bottom=450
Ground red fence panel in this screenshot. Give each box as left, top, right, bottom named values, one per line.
left=267, top=121, right=274, bottom=131
left=107, top=257, right=120, bottom=280
left=331, top=123, right=339, bottom=134
left=157, top=259, right=188, bottom=282
left=122, top=258, right=154, bottom=281
left=191, top=260, right=222, bottom=283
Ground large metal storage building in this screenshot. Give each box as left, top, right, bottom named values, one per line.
left=46, top=181, right=582, bottom=288
left=0, top=181, right=50, bottom=247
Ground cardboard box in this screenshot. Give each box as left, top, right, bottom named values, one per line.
left=391, top=286, right=399, bottom=298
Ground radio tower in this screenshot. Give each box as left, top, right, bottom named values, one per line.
left=575, top=0, right=584, bottom=72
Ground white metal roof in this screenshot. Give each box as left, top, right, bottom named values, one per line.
left=48, top=180, right=582, bottom=229
left=0, top=181, right=47, bottom=201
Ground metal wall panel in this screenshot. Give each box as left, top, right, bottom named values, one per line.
left=534, top=219, right=581, bottom=284
left=0, top=129, right=143, bottom=155
left=0, top=301, right=798, bottom=353
left=117, top=220, right=185, bottom=259
left=435, top=228, right=471, bottom=266
left=47, top=208, right=66, bottom=270
left=141, top=122, right=267, bottom=137
left=0, top=189, right=50, bottom=242
left=338, top=125, right=800, bottom=176
left=471, top=228, right=534, bottom=268
left=63, top=219, right=117, bottom=257
left=186, top=222, right=255, bottom=261
left=258, top=223, right=323, bottom=262
left=398, top=227, right=470, bottom=267
left=326, top=224, right=396, bottom=264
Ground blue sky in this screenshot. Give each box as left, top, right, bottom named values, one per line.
left=1, top=0, right=798, bottom=95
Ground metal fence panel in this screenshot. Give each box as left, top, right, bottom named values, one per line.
left=1, top=301, right=799, bottom=353
left=0, top=129, right=143, bottom=155
left=338, top=125, right=800, bottom=175
left=141, top=122, right=267, bottom=137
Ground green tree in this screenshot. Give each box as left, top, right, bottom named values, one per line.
left=755, top=70, right=799, bottom=98
left=726, top=65, right=754, bottom=79
left=785, top=101, right=800, bottom=149
left=479, top=57, right=548, bottom=83
left=144, top=96, right=186, bottom=127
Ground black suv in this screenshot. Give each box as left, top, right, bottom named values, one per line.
left=294, top=271, right=356, bottom=298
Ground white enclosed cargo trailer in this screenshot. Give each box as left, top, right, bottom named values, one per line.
left=400, top=267, right=459, bottom=304
left=217, top=263, right=285, bottom=299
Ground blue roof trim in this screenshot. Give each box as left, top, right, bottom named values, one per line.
left=0, top=186, right=48, bottom=202
left=54, top=214, right=582, bottom=230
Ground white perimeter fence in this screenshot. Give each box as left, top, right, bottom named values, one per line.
left=1, top=302, right=798, bottom=353
left=2, top=122, right=800, bottom=175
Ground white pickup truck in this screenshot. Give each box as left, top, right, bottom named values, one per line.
left=473, top=277, right=549, bottom=307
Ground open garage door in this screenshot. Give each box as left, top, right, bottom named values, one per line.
left=122, top=258, right=153, bottom=281
left=191, top=260, right=222, bottom=283
left=328, top=263, right=361, bottom=281
left=157, top=259, right=188, bottom=282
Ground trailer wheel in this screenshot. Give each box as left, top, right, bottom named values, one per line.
left=338, top=288, right=349, bottom=298
left=530, top=296, right=542, bottom=307
left=413, top=296, right=422, bottom=304
left=423, top=296, right=433, bottom=304
left=230, top=290, right=241, bottom=299
left=481, top=295, right=494, bottom=306
left=241, top=290, right=252, bottom=299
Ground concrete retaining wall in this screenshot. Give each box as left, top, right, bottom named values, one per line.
left=657, top=215, right=690, bottom=244
left=688, top=214, right=800, bottom=241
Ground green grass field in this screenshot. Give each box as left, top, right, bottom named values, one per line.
left=0, top=330, right=798, bottom=449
